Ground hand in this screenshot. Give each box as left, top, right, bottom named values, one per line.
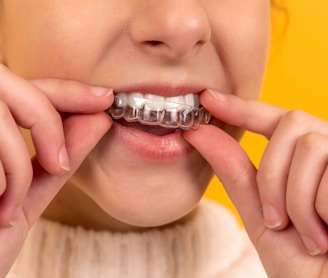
left=184, top=89, right=328, bottom=277
left=0, top=65, right=114, bottom=276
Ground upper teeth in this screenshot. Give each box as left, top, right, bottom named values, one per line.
left=108, top=92, right=211, bottom=130
left=114, top=92, right=200, bottom=111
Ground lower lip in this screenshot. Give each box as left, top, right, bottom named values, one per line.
left=109, top=121, right=194, bottom=162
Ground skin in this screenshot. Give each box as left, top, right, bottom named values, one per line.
left=185, top=91, right=328, bottom=277
left=0, top=0, right=328, bottom=277
left=0, top=0, right=270, bottom=229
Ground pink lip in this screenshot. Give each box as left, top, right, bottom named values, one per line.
left=109, top=121, right=193, bottom=162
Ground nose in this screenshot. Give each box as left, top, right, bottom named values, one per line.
left=129, top=0, right=211, bottom=59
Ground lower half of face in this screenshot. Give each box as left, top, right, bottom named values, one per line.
left=72, top=124, right=213, bottom=227
left=0, top=0, right=270, bottom=227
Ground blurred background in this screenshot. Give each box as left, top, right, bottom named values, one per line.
left=204, top=0, right=328, bottom=222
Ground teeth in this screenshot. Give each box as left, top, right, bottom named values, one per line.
left=128, top=93, right=145, bottom=109
left=144, top=94, right=166, bottom=111
left=115, top=93, right=128, bottom=108
left=107, top=92, right=211, bottom=130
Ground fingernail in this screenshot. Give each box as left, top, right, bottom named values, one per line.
left=263, top=205, right=282, bottom=229
left=59, top=146, right=70, bottom=172
left=91, top=87, right=113, bottom=97
left=301, top=236, right=321, bottom=256
left=207, top=89, right=226, bottom=102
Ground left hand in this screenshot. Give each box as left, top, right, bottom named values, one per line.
left=184, top=89, right=328, bottom=277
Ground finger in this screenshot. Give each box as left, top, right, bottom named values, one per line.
left=200, top=89, right=289, bottom=230
left=257, top=111, right=328, bottom=230
left=286, top=133, right=328, bottom=256
left=0, top=65, right=68, bottom=175
left=31, top=79, right=114, bottom=113
left=0, top=160, right=5, bottom=196
left=184, top=125, right=265, bottom=243
left=0, top=66, right=114, bottom=176
left=22, top=112, right=112, bottom=226
left=201, top=89, right=286, bottom=138
left=316, top=167, right=328, bottom=228
left=30, top=79, right=114, bottom=173
left=0, top=102, right=32, bottom=227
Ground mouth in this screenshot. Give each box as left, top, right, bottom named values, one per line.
left=107, top=92, right=211, bottom=133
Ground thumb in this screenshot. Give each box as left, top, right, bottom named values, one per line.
left=23, top=112, right=112, bottom=226
left=184, top=125, right=266, bottom=243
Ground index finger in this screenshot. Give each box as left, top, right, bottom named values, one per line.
left=201, top=89, right=286, bottom=138
left=0, top=65, right=66, bottom=175
left=31, top=79, right=114, bottom=113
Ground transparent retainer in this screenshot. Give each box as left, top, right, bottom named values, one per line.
left=107, top=94, right=212, bottom=130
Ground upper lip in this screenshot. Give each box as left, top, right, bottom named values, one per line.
left=112, top=83, right=207, bottom=97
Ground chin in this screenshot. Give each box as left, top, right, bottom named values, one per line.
left=108, top=198, right=200, bottom=228
left=75, top=140, right=213, bottom=228
left=96, top=163, right=212, bottom=228
left=100, top=181, right=208, bottom=228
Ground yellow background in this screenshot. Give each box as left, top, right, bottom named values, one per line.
left=204, top=0, right=328, bottom=220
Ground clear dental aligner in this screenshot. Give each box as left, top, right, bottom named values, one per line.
left=107, top=92, right=212, bottom=130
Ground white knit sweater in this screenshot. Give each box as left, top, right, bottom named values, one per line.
left=7, top=200, right=267, bottom=278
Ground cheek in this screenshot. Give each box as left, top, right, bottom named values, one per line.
left=208, top=0, right=271, bottom=99
left=4, top=21, right=98, bottom=79
left=1, top=1, right=125, bottom=80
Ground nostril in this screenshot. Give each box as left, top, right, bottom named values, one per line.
left=148, top=39, right=205, bottom=48
left=148, top=40, right=162, bottom=46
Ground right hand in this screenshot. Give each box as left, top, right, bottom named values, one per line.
left=0, top=64, right=114, bottom=277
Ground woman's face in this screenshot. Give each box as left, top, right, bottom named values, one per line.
left=0, top=0, right=270, bottom=227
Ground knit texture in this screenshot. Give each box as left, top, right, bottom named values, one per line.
left=8, top=200, right=267, bottom=278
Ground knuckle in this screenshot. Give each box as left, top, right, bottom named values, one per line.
left=44, top=107, right=62, bottom=124
left=286, top=194, right=304, bottom=220
left=229, top=162, right=255, bottom=187
left=256, top=169, right=277, bottom=188
left=286, top=203, right=299, bottom=220
left=296, top=132, right=326, bottom=153
left=280, top=109, right=309, bottom=126
left=31, top=102, right=61, bottom=128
